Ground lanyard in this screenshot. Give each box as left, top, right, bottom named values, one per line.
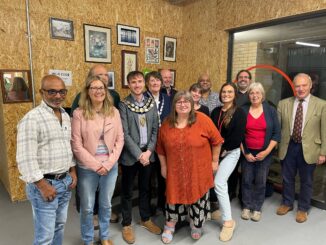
left=217, top=109, right=227, bottom=132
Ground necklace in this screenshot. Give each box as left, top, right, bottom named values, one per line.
left=123, top=97, right=155, bottom=114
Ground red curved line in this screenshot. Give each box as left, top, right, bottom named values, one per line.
left=233, top=64, right=296, bottom=95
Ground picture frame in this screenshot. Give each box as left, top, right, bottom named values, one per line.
left=121, top=50, right=138, bottom=88
left=170, top=69, right=176, bottom=87
left=0, top=69, right=33, bottom=104
left=145, top=37, right=160, bottom=64
left=163, top=36, right=177, bottom=62
left=49, top=17, right=74, bottom=41
left=84, top=24, right=111, bottom=63
left=107, top=71, right=115, bottom=89
left=117, top=24, right=140, bottom=47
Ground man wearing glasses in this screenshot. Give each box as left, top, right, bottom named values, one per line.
left=235, top=69, right=252, bottom=107
left=16, top=75, right=77, bottom=244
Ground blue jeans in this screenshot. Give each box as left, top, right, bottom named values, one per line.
left=26, top=174, right=72, bottom=245
left=241, top=149, right=272, bottom=212
left=77, top=164, right=118, bottom=244
left=214, top=148, right=240, bottom=221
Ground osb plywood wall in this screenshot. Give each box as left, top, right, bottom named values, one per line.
left=1, top=0, right=326, bottom=201
left=0, top=0, right=183, bottom=201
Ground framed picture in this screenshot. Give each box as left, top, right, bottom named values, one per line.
left=117, top=24, right=140, bottom=47
left=145, top=37, right=160, bottom=64
left=163, top=36, right=177, bottom=62
left=84, top=24, right=111, bottom=63
left=107, top=71, right=115, bottom=89
left=49, top=17, right=74, bottom=40
left=0, top=69, right=33, bottom=103
left=170, top=69, right=176, bottom=87
left=121, top=50, right=138, bottom=88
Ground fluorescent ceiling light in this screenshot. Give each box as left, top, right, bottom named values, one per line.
left=295, top=41, right=320, bottom=47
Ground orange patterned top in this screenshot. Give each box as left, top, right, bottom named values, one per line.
left=156, top=112, right=224, bottom=204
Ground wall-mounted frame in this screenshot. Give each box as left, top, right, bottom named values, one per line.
left=163, top=36, right=177, bottom=62
left=117, top=24, right=140, bottom=47
left=0, top=70, right=33, bottom=103
left=84, top=24, right=111, bottom=63
left=108, top=71, right=115, bottom=89
left=121, top=50, right=138, bottom=88
left=49, top=17, right=74, bottom=41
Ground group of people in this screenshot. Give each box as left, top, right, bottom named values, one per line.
left=16, top=65, right=326, bottom=245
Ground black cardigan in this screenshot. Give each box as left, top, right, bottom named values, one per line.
left=211, top=106, right=247, bottom=151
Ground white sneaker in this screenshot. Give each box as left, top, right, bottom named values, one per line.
left=241, top=209, right=251, bottom=220
left=251, top=211, right=261, bottom=222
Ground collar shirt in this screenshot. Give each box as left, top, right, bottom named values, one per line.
left=16, top=100, right=74, bottom=183
left=291, top=94, right=311, bottom=135
left=199, top=90, right=221, bottom=114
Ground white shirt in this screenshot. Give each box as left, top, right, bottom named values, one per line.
left=291, top=94, right=311, bottom=135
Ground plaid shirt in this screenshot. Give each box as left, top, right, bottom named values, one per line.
left=199, top=91, right=222, bottom=114
left=16, top=100, right=74, bottom=183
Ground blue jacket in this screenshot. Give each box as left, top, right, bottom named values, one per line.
left=242, top=101, right=281, bottom=154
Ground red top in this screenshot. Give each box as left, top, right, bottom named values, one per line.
left=245, top=112, right=266, bottom=149
left=156, top=112, right=224, bottom=204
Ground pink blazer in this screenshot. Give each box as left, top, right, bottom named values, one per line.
left=71, top=108, right=124, bottom=171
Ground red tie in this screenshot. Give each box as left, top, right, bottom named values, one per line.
left=292, top=100, right=303, bottom=143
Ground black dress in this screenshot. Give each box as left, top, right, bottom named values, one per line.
left=196, top=105, right=210, bottom=117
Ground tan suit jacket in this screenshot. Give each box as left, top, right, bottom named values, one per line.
left=277, top=95, right=326, bottom=164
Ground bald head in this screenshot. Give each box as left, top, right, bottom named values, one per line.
left=41, top=75, right=65, bottom=89
left=160, top=69, right=172, bottom=88
left=88, top=65, right=109, bottom=85
left=40, top=75, right=66, bottom=109
left=293, top=73, right=312, bottom=100
left=198, top=73, right=211, bottom=93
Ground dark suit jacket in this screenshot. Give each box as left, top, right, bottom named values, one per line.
left=119, top=94, right=159, bottom=166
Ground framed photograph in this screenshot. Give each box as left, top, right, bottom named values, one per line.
left=163, top=36, right=177, bottom=62
left=170, top=69, right=176, bottom=87
left=107, top=71, right=115, bottom=89
left=145, top=37, right=160, bottom=64
left=0, top=69, right=33, bottom=103
left=121, top=50, right=138, bottom=88
left=84, top=24, right=111, bottom=63
left=49, top=17, right=74, bottom=40
left=117, top=24, right=140, bottom=47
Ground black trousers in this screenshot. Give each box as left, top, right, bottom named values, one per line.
left=152, top=153, right=166, bottom=210
left=121, top=162, right=152, bottom=226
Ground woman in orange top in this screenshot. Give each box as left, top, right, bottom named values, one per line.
left=156, top=91, right=223, bottom=243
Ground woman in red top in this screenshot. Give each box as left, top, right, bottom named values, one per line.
left=156, top=91, right=223, bottom=243
left=240, top=82, right=280, bottom=222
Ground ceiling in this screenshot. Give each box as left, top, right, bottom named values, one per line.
left=234, top=15, right=326, bottom=47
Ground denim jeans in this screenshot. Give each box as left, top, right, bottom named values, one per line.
left=77, top=164, right=118, bottom=244
left=241, top=149, right=272, bottom=211
left=214, top=148, right=240, bottom=221
left=26, top=173, right=72, bottom=245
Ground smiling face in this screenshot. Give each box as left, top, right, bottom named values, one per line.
left=88, top=80, right=106, bottom=104
left=294, top=74, right=312, bottom=100
left=160, top=69, right=172, bottom=88
left=198, top=74, right=211, bottom=93
left=237, top=71, right=251, bottom=92
left=147, top=76, right=162, bottom=94
left=128, top=74, right=145, bottom=96
left=40, top=76, right=67, bottom=109
left=175, top=96, right=191, bottom=115
left=220, top=84, right=236, bottom=104
left=249, top=88, right=263, bottom=106
left=190, top=88, right=202, bottom=103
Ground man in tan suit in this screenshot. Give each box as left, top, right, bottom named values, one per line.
left=277, top=73, right=326, bottom=223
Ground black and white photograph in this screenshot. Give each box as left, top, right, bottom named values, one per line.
left=49, top=17, right=74, bottom=40
left=84, top=24, right=111, bottom=63
left=107, top=71, right=115, bottom=89
left=117, top=24, right=140, bottom=47
left=163, top=36, right=177, bottom=62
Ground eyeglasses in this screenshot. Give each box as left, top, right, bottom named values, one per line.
left=89, top=86, right=105, bottom=92
left=42, top=89, right=67, bottom=96
left=176, top=100, right=190, bottom=106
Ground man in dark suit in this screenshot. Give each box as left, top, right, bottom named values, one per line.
left=119, top=71, right=161, bottom=244
left=277, top=73, right=326, bottom=223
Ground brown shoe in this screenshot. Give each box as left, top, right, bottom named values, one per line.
left=211, top=210, right=221, bottom=221
left=101, top=240, right=113, bottom=245
left=122, top=225, right=135, bottom=244
left=219, top=220, right=236, bottom=242
left=296, top=211, right=308, bottom=223
left=140, top=219, right=162, bottom=235
left=276, top=205, right=293, bottom=215
left=110, top=211, right=119, bottom=223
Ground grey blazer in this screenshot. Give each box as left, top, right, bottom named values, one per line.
left=119, top=94, right=159, bottom=166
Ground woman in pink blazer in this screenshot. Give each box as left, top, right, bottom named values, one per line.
left=71, top=75, right=124, bottom=245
